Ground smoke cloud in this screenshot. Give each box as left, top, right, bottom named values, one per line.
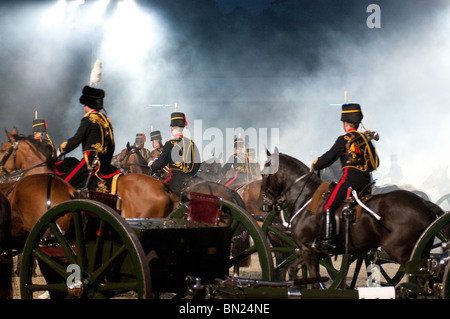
left=1, top=0, right=450, bottom=201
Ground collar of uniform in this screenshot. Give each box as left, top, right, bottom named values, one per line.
left=173, top=133, right=183, bottom=138
left=84, top=109, right=99, bottom=117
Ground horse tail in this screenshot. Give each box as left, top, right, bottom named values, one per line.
left=424, top=198, right=445, bottom=220
left=0, top=193, right=12, bottom=299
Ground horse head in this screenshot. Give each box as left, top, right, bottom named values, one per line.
left=259, top=149, right=320, bottom=214
left=0, top=129, right=49, bottom=176
left=259, top=147, right=284, bottom=212
left=117, top=144, right=150, bottom=174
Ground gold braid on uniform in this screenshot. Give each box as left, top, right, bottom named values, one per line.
left=87, top=112, right=114, bottom=154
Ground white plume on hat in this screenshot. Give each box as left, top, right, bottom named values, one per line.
left=89, top=59, right=102, bottom=86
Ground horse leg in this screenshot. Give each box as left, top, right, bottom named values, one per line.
left=300, top=246, right=321, bottom=282
left=287, top=255, right=304, bottom=280
left=291, top=213, right=322, bottom=285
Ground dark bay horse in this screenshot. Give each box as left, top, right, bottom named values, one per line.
left=197, top=154, right=224, bottom=182
left=0, top=131, right=177, bottom=219
left=258, top=149, right=445, bottom=281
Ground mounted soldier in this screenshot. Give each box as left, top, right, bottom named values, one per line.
left=149, top=112, right=201, bottom=193
left=31, top=118, right=55, bottom=158
left=148, top=130, right=167, bottom=179
left=57, top=85, right=120, bottom=192
left=222, top=137, right=252, bottom=187
left=134, top=133, right=151, bottom=164
left=149, top=130, right=164, bottom=160
left=310, top=103, right=379, bottom=253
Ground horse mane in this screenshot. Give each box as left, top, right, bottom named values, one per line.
left=12, top=134, right=55, bottom=169
left=278, top=152, right=310, bottom=175
left=12, top=134, right=53, bottom=159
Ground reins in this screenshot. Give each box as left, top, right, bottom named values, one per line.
left=0, top=138, right=60, bottom=178
left=262, top=171, right=313, bottom=205
left=262, top=171, right=315, bottom=226
left=0, top=140, right=19, bottom=175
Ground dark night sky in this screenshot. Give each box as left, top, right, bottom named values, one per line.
left=1, top=0, right=450, bottom=199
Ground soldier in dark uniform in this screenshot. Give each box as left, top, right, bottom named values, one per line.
left=149, top=130, right=164, bottom=160
left=148, top=130, right=166, bottom=179
left=149, top=112, right=201, bottom=192
left=134, top=133, right=151, bottom=164
left=32, top=118, right=55, bottom=157
left=58, top=86, right=116, bottom=189
left=222, top=137, right=251, bottom=186
left=311, top=103, right=379, bottom=252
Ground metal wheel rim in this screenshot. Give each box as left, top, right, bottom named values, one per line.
left=19, top=199, right=151, bottom=299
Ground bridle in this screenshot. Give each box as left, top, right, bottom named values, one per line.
left=261, top=171, right=313, bottom=213
left=0, top=138, right=51, bottom=178
left=0, top=140, right=20, bottom=175
left=119, top=146, right=149, bottom=172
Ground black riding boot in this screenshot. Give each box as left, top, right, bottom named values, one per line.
left=312, top=209, right=336, bottom=253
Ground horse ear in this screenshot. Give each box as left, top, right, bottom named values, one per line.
left=266, top=147, right=272, bottom=157
left=5, top=129, right=14, bottom=142
left=12, top=127, right=18, bottom=135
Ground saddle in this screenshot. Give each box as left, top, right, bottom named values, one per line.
left=54, top=157, right=122, bottom=194
left=307, top=181, right=375, bottom=225
left=93, top=167, right=122, bottom=195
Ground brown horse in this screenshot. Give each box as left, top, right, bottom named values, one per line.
left=114, top=143, right=151, bottom=175
left=0, top=174, right=76, bottom=240
left=237, top=180, right=264, bottom=215
left=0, top=131, right=177, bottom=219
left=0, top=130, right=50, bottom=177
left=258, top=149, right=446, bottom=282
left=0, top=192, right=12, bottom=299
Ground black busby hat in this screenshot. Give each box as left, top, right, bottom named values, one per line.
left=234, top=137, right=244, bottom=149
left=135, top=133, right=146, bottom=144
left=79, top=85, right=105, bottom=110
left=32, top=119, right=47, bottom=133
left=340, top=103, right=363, bottom=124
left=170, top=112, right=186, bottom=127
left=150, top=130, right=162, bottom=141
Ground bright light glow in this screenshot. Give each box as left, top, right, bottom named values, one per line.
left=85, top=0, right=110, bottom=24
left=101, top=0, right=165, bottom=72
left=66, top=0, right=85, bottom=27
left=40, top=0, right=86, bottom=28
left=40, top=0, right=67, bottom=26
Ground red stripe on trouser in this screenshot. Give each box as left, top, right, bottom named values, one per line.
left=164, top=170, right=173, bottom=183
left=225, top=171, right=238, bottom=186
left=64, top=151, right=90, bottom=182
left=324, top=167, right=349, bottom=210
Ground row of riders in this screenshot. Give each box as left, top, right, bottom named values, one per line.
left=33, top=85, right=381, bottom=254
left=1, top=84, right=448, bottom=298
left=29, top=86, right=261, bottom=193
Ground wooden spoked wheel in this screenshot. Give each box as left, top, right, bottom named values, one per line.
left=20, top=199, right=151, bottom=299
left=169, top=198, right=275, bottom=281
